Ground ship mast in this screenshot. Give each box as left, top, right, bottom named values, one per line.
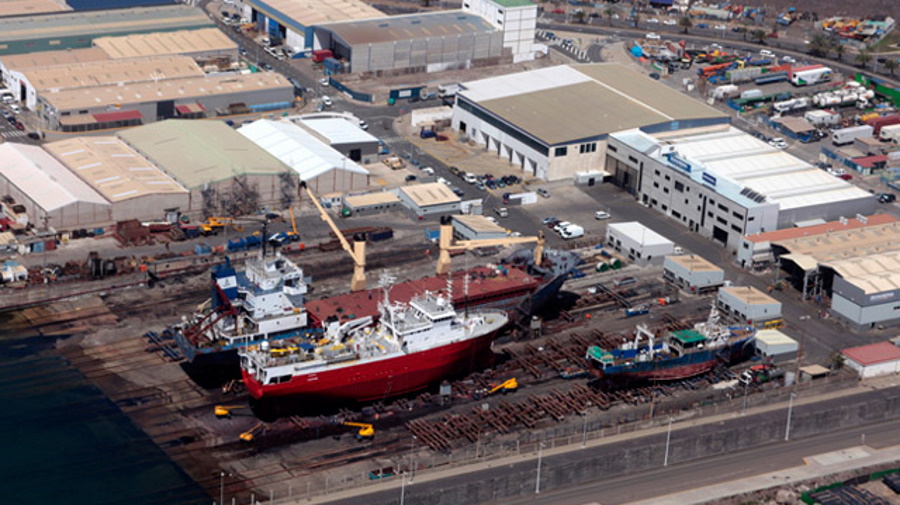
left=379, top=271, right=397, bottom=327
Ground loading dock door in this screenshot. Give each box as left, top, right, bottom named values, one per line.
left=712, top=226, right=728, bottom=245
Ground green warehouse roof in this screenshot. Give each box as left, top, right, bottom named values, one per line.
left=117, top=120, right=289, bottom=189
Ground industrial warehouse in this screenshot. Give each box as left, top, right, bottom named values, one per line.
left=606, top=126, right=876, bottom=250
left=450, top=63, right=729, bottom=181
left=0, top=4, right=214, bottom=56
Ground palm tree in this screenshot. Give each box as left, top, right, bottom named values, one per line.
left=856, top=48, right=872, bottom=69
left=750, top=29, right=766, bottom=44
left=833, top=43, right=845, bottom=62
left=884, top=59, right=897, bottom=76
left=808, top=33, right=829, bottom=57
left=604, top=6, right=615, bottom=26
left=678, top=15, right=692, bottom=34
left=632, top=12, right=641, bottom=30
left=573, top=9, right=586, bottom=24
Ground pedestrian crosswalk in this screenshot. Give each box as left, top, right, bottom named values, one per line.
left=1, top=130, right=26, bottom=139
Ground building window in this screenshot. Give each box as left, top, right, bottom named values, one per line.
left=653, top=182, right=659, bottom=188
left=609, top=145, right=618, bottom=152
left=743, top=243, right=749, bottom=249
left=732, top=211, right=742, bottom=220
left=718, top=203, right=729, bottom=212
left=579, top=142, right=597, bottom=154
left=717, top=216, right=727, bottom=225
left=674, top=181, right=684, bottom=192
left=672, top=210, right=682, bottom=219
left=663, top=187, right=669, bottom=193
left=662, top=204, right=668, bottom=211
left=628, top=155, right=638, bottom=163
left=665, top=175, right=671, bottom=181
left=655, top=170, right=660, bottom=176
left=748, top=216, right=755, bottom=222
left=707, top=211, right=713, bottom=218
left=555, top=146, right=567, bottom=157
left=731, top=224, right=742, bottom=232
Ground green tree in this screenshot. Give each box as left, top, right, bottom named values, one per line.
left=632, top=12, right=641, bottom=30
left=885, top=59, right=898, bottom=76
left=750, top=29, right=766, bottom=44
left=573, top=9, right=585, bottom=23
left=856, top=48, right=872, bottom=68
left=678, top=15, right=692, bottom=34
left=808, top=33, right=829, bottom=57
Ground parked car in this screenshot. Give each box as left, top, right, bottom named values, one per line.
left=553, top=221, right=571, bottom=233
left=474, top=181, right=486, bottom=191
left=321, top=95, right=333, bottom=107
left=594, top=210, right=611, bottom=220
left=768, top=137, right=787, bottom=149
left=319, top=78, right=330, bottom=87
left=494, top=207, right=509, bottom=218
left=463, top=173, right=478, bottom=184
left=405, top=175, right=417, bottom=182
left=486, top=216, right=499, bottom=225
left=646, top=32, right=661, bottom=40
left=537, top=188, right=550, bottom=198
left=450, top=186, right=465, bottom=197
left=663, top=19, right=677, bottom=26
left=437, top=176, right=450, bottom=186
left=542, top=216, right=557, bottom=225
left=878, top=193, right=896, bottom=204
left=448, top=166, right=462, bottom=177
left=838, top=173, right=853, bottom=181
left=421, top=166, right=435, bottom=175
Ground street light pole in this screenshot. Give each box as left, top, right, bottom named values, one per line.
left=664, top=417, right=673, bottom=466
left=400, top=471, right=407, bottom=505
left=219, top=471, right=225, bottom=505
left=409, top=435, right=417, bottom=482
left=581, top=411, right=589, bottom=448
left=535, top=442, right=545, bottom=494
left=785, top=392, right=798, bottom=441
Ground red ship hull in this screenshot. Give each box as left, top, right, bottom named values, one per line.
left=243, top=329, right=499, bottom=402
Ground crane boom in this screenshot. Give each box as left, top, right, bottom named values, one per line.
left=436, top=216, right=543, bottom=275
left=301, top=182, right=366, bottom=291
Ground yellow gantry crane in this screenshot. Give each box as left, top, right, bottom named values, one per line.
left=301, top=182, right=367, bottom=291
left=435, top=216, right=544, bottom=275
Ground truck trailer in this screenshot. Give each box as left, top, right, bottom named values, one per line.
left=880, top=124, right=900, bottom=143
left=790, top=65, right=832, bottom=86
left=831, top=125, right=874, bottom=146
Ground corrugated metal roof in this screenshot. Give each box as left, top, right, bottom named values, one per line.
left=42, top=71, right=291, bottom=111
left=248, top=0, right=383, bottom=27
left=744, top=214, right=896, bottom=243
left=237, top=119, right=368, bottom=182
left=322, top=11, right=496, bottom=46
left=843, top=342, right=900, bottom=366
left=0, top=47, right=109, bottom=70
left=646, top=127, right=873, bottom=211
left=297, top=117, right=378, bottom=145
left=344, top=191, right=398, bottom=207
left=460, top=64, right=725, bottom=146
left=118, top=119, right=289, bottom=189
left=453, top=214, right=506, bottom=234
left=825, top=250, right=900, bottom=295
left=93, top=28, right=236, bottom=59
left=44, top=136, right=186, bottom=203
left=20, top=55, right=203, bottom=92
left=0, top=0, right=70, bottom=17
left=773, top=221, right=900, bottom=265
left=0, top=4, right=212, bottom=44
left=0, top=143, right=108, bottom=211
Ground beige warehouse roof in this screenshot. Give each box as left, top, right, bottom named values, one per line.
left=43, top=71, right=290, bottom=111
left=117, top=120, right=289, bottom=189
left=460, top=64, right=726, bottom=146
left=773, top=221, right=900, bottom=264
left=453, top=214, right=506, bottom=234
left=44, top=137, right=187, bottom=203
left=667, top=254, right=722, bottom=273
left=21, top=55, right=203, bottom=92
left=249, top=0, right=383, bottom=26
left=825, top=250, right=900, bottom=295
left=400, top=182, right=460, bottom=207
left=0, top=143, right=108, bottom=211
left=0, top=47, right=109, bottom=70
left=719, top=286, right=779, bottom=306
left=0, top=0, right=70, bottom=17
left=93, top=28, right=236, bottom=59
left=345, top=192, right=399, bottom=208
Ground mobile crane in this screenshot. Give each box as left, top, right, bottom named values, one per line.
left=343, top=422, right=375, bottom=441
left=488, top=377, right=518, bottom=395
left=301, top=182, right=367, bottom=291
left=435, top=216, right=544, bottom=275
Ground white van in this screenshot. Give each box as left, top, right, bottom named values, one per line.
left=759, top=49, right=775, bottom=58
left=463, top=173, right=478, bottom=184
left=560, top=224, right=584, bottom=240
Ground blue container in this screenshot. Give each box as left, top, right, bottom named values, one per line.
left=245, top=235, right=261, bottom=248
left=227, top=238, right=247, bottom=251
left=32, top=241, right=45, bottom=253
left=194, top=244, right=212, bottom=255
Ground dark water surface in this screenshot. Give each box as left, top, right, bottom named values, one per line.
left=0, top=335, right=208, bottom=505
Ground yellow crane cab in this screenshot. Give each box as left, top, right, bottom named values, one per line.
left=489, top=378, right=518, bottom=395
left=343, top=422, right=375, bottom=441
left=239, top=422, right=268, bottom=442
left=214, top=405, right=247, bottom=419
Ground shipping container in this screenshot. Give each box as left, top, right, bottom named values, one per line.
left=832, top=125, right=874, bottom=146
left=865, top=114, right=900, bottom=136
left=311, top=50, right=333, bottom=63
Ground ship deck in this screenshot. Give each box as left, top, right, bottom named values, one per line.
left=305, top=266, right=538, bottom=325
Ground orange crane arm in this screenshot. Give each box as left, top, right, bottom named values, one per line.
left=301, top=182, right=366, bottom=291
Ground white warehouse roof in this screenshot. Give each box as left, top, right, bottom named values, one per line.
left=639, top=127, right=871, bottom=211
left=0, top=143, right=108, bottom=212
left=297, top=117, right=379, bottom=145
left=608, top=222, right=672, bottom=247
left=238, top=119, right=368, bottom=181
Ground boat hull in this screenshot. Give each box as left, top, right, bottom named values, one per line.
left=243, top=329, right=499, bottom=402
left=588, top=338, right=754, bottom=383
